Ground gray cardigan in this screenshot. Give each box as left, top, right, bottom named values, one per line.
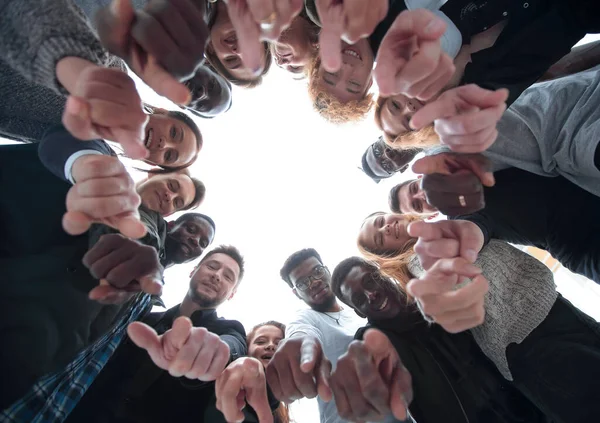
left=409, top=239, right=558, bottom=380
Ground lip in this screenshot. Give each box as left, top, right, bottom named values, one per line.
left=372, top=297, right=389, bottom=312
left=342, top=46, right=362, bottom=62
left=180, top=243, right=191, bottom=257
left=312, top=287, right=328, bottom=301
left=145, top=128, right=155, bottom=150
left=394, top=221, right=400, bottom=239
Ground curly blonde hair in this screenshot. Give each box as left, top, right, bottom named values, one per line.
left=374, top=95, right=440, bottom=149
left=307, top=55, right=374, bottom=124
left=357, top=212, right=423, bottom=298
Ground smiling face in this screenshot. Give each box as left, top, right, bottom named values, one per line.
left=340, top=264, right=403, bottom=321
left=189, top=253, right=240, bottom=308
left=316, top=39, right=374, bottom=103
left=185, top=66, right=232, bottom=117
left=248, top=325, right=285, bottom=367
left=137, top=174, right=196, bottom=216
left=209, top=2, right=265, bottom=81
left=144, top=114, right=200, bottom=168
left=358, top=213, right=415, bottom=255
left=271, top=15, right=316, bottom=75
left=364, top=139, right=415, bottom=178
left=166, top=216, right=216, bottom=264
left=288, top=256, right=336, bottom=312
left=397, top=180, right=439, bottom=215
left=380, top=95, right=425, bottom=137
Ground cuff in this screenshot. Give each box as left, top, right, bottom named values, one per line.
left=65, top=150, right=104, bottom=184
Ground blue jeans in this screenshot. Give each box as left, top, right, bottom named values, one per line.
left=506, top=295, right=600, bottom=423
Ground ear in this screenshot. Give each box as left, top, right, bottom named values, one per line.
left=417, top=174, right=423, bottom=180
left=228, top=288, right=237, bottom=301
left=292, top=288, right=301, bottom=300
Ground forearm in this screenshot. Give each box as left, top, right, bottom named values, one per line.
left=0, top=0, right=110, bottom=94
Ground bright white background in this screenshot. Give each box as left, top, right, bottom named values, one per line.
left=3, top=34, right=600, bottom=423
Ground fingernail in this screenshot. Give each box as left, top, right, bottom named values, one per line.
left=111, top=0, right=121, bottom=15
left=465, top=264, right=482, bottom=274
left=424, top=18, right=445, bottom=34
left=465, top=249, right=478, bottom=263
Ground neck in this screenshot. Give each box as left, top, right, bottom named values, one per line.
left=324, top=301, right=342, bottom=313
left=179, top=295, right=205, bottom=318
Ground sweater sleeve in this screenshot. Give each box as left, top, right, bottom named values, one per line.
left=0, top=0, right=115, bottom=94
left=38, top=125, right=115, bottom=183
left=450, top=213, right=492, bottom=246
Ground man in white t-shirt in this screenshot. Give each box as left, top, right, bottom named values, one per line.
left=266, top=248, right=367, bottom=423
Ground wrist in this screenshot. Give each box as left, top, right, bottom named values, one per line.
left=56, top=56, right=97, bottom=94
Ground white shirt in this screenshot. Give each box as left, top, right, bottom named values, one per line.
left=286, top=307, right=366, bottom=423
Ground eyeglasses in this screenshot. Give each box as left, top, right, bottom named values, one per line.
left=294, top=265, right=329, bottom=291
left=371, top=144, right=396, bottom=175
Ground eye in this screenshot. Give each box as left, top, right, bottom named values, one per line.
left=200, top=238, right=209, bottom=249
left=170, top=125, right=177, bottom=139
left=164, top=149, right=174, bottom=164
left=187, top=224, right=196, bottom=233
left=175, top=198, right=184, bottom=209
left=391, top=100, right=401, bottom=110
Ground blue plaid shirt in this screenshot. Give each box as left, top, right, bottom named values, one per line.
left=0, top=294, right=151, bottom=423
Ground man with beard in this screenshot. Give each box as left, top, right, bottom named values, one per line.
left=64, top=245, right=265, bottom=423
left=361, top=137, right=421, bottom=183
left=266, top=249, right=366, bottom=423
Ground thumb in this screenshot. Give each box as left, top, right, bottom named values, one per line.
left=114, top=213, right=148, bottom=239
left=411, top=155, right=445, bottom=175
left=62, top=96, right=98, bottom=140
left=62, top=211, right=94, bottom=235
left=299, top=338, right=321, bottom=373
left=457, top=85, right=509, bottom=109
left=142, top=56, right=191, bottom=106
left=138, top=273, right=163, bottom=296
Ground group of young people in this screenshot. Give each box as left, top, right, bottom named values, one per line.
left=2, top=0, right=600, bottom=422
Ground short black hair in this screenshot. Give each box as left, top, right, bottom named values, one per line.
left=331, top=257, right=379, bottom=306
left=389, top=180, right=414, bottom=213
left=360, top=146, right=382, bottom=184
left=280, top=248, right=323, bottom=288
left=175, top=212, right=216, bottom=232
left=200, top=245, right=245, bottom=283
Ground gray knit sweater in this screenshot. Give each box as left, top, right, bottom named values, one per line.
left=409, top=239, right=558, bottom=380
left=0, top=0, right=127, bottom=142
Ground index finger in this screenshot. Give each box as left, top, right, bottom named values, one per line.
left=352, top=345, right=390, bottom=415
left=141, top=56, right=191, bottom=105
left=300, top=337, right=320, bottom=373
left=316, top=0, right=344, bottom=72
left=410, top=96, right=456, bottom=130
left=227, top=0, right=264, bottom=75
left=407, top=220, right=443, bottom=241
left=162, top=316, right=193, bottom=359
left=246, top=375, right=275, bottom=423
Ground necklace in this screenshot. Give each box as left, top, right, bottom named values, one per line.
left=322, top=307, right=343, bottom=325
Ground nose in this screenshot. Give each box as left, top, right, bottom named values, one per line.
left=163, top=190, right=174, bottom=202
left=188, top=236, right=199, bottom=247
left=382, top=224, right=391, bottom=236
left=406, top=100, right=419, bottom=113
left=158, top=136, right=166, bottom=150
left=265, top=342, right=276, bottom=352
left=414, top=190, right=426, bottom=200
left=211, top=272, right=221, bottom=283
left=366, top=290, right=377, bottom=303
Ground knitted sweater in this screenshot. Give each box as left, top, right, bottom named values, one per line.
left=409, top=239, right=557, bottom=380
left=0, top=0, right=126, bottom=142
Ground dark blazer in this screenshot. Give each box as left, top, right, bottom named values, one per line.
left=0, top=143, right=136, bottom=408
left=65, top=305, right=276, bottom=423
left=358, top=306, right=547, bottom=423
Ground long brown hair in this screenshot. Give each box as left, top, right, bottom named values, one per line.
left=357, top=212, right=422, bottom=298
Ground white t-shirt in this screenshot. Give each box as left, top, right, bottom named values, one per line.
left=286, top=307, right=366, bottom=423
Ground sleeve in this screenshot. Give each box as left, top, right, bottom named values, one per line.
left=0, top=0, right=119, bottom=94
left=38, top=125, right=115, bottom=183
left=213, top=319, right=248, bottom=362
left=285, top=310, right=325, bottom=343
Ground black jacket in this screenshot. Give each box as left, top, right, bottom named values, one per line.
left=66, top=305, right=277, bottom=423
left=358, top=306, right=546, bottom=423
left=0, top=142, right=141, bottom=408
left=451, top=167, right=600, bottom=284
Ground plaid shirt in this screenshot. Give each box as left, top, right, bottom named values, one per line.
left=0, top=294, right=151, bottom=423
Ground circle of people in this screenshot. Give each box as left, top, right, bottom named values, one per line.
left=1, top=0, right=600, bottom=422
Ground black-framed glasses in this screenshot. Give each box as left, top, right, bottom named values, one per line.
left=294, top=265, right=329, bottom=291
left=371, top=143, right=395, bottom=175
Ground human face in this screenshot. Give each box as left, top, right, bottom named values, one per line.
left=137, top=174, right=196, bottom=216
left=380, top=95, right=425, bottom=137
left=271, top=16, right=315, bottom=75
left=317, top=39, right=374, bottom=103
left=145, top=113, right=200, bottom=168
left=189, top=253, right=240, bottom=308
left=359, top=213, right=414, bottom=255
left=209, top=2, right=265, bottom=81
left=398, top=180, right=439, bottom=215
left=166, top=217, right=215, bottom=264
left=365, top=139, right=414, bottom=178
left=248, top=325, right=285, bottom=367
left=340, top=265, right=402, bottom=321
left=185, top=66, right=232, bottom=117
left=289, top=256, right=336, bottom=312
